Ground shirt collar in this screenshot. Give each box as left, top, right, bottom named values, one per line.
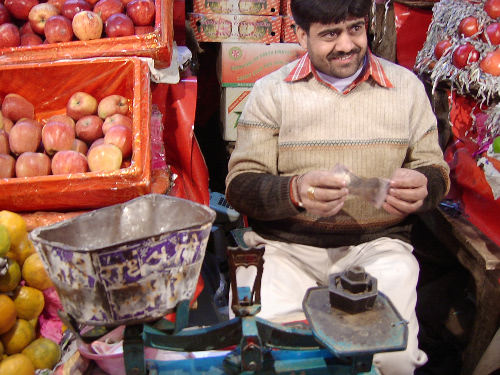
left=285, top=49, right=394, bottom=91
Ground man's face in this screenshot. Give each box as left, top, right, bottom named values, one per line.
left=296, top=17, right=368, bottom=78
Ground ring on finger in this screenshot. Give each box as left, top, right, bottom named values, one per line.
left=307, top=186, right=316, bottom=200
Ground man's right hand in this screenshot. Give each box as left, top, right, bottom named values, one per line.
left=294, top=171, right=349, bottom=217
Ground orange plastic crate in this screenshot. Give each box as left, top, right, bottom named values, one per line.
left=0, top=57, right=152, bottom=213
left=0, top=0, right=173, bottom=69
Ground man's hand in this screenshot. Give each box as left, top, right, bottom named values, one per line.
left=383, top=168, right=428, bottom=217
left=295, top=170, right=349, bottom=217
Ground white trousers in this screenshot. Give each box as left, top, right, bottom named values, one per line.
left=230, top=231, right=428, bottom=375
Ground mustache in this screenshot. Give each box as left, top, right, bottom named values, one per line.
left=327, top=48, right=361, bottom=59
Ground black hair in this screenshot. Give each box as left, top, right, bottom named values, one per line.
left=291, top=0, right=372, bottom=33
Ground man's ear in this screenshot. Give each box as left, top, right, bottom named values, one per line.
left=295, top=25, right=308, bottom=50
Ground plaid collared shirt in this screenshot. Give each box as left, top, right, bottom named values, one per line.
left=284, top=49, right=394, bottom=94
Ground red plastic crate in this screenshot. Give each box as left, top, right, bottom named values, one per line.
left=0, top=57, right=152, bottom=212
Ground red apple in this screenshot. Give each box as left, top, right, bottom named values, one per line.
left=105, top=12, right=134, bottom=37
left=0, top=154, right=15, bottom=178
left=87, top=143, right=122, bottom=171
left=44, top=15, right=73, bottom=43
left=94, top=0, right=124, bottom=23
left=97, top=94, right=129, bottom=118
left=19, top=21, right=35, bottom=35
left=4, top=0, right=39, bottom=21
left=28, top=3, right=60, bottom=35
left=0, top=3, right=11, bottom=25
left=45, top=114, right=75, bottom=129
left=9, top=121, right=42, bottom=155
left=72, top=10, right=103, bottom=40
left=51, top=150, right=89, bottom=175
left=42, top=121, right=75, bottom=155
left=103, top=124, right=132, bottom=158
left=47, top=0, right=66, bottom=12
left=61, top=0, right=92, bottom=20
left=75, top=114, right=103, bottom=142
left=2, top=117, right=13, bottom=133
left=72, top=138, right=88, bottom=154
left=88, top=137, right=104, bottom=152
left=86, top=0, right=100, bottom=5
left=66, top=91, right=98, bottom=120
left=126, top=0, right=154, bottom=26
left=15, top=152, right=51, bottom=177
left=0, top=23, right=20, bottom=48
left=20, top=33, right=43, bottom=45
left=119, top=0, right=135, bottom=5
left=102, top=113, right=133, bottom=134
left=15, top=118, right=44, bottom=131
left=0, top=129, right=9, bottom=154
left=134, top=25, right=153, bottom=34
left=2, top=93, right=35, bottom=122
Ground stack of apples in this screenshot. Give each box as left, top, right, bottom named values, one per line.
left=0, top=0, right=156, bottom=48
left=0, top=91, right=134, bottom=178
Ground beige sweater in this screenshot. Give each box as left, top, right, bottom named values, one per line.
left=225, top=56, right=450, bottom=248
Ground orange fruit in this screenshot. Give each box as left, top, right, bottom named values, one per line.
left=0, top=211, right=27, bottom=248
left=12, top=286, right=44, bottom=321
left=22, top=337, right=61, bottom=370
left=0, top=353, right=36, bottom=375
left=0, top=296, right=16, bottom=336
left=0, top=224, right=10, bottom=258
left=0, top=319, right=35, bottom=355
left=0, top=258, right=21, bottom=293
left=22, top=253, right=52, bottom=291
left=6, top=236, right=36, bottom=268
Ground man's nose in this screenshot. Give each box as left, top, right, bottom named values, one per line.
left=334, top=32, right=355, bottom=53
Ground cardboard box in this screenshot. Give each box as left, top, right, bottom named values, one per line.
left=189, top=13, right=281, bottom=43
left=221, top=86, right=253, bottom=141
left=282, top=16, right=298, bottom=43
left=281, top=0, right=291, bottom=15
left=0, top=57, right=151, bottom=212
left=0, top=0, right=173, bottom=68
left=193, top=0, right=280, bottom=15
left=218, top=42, right=305, bottom=86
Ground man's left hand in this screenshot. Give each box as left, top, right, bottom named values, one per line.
left=383, top=168, right=428, bottom=217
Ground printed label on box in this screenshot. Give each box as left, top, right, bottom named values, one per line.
left=193, top=0, right=280, bottom=15
left=219, top=42, right=306, bottom=86
left=282, top=16, right=298, bottom=43
left=189, top=13, right=281, bottom=43
left=281, top=0, right=291, bottom=15
left=221, top=87, right=252, bottom=141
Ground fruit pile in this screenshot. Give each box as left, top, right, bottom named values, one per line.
left=0, top=211, right=62, bottom=375
left=0, top=0, right=156, bottom=48
left=0, top=91, right=134, bottom=178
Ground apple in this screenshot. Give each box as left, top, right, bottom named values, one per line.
left=0, top=23, right=20, bottom=48
left=105, top=12, right=134, bottom=37
left=45, top=114, right=75, bottom=129
left=47, top=0, right=66, bottom=12
left=66, top=91, right=98, bottom=120
left=0, top=154, right=15, bottom=178
left=97, top=94, right=129, bottom=118
left=15, top=152, right=51, bottom=177
left=87, top=143, right=122, bottom=171
left=9, top=121, right=42, bottom=155
left=61, top=0, right=92, bottom=20
left=88, top=137, right=104, bottom=152
left=0, top=129, right=9, bottom=154
left=103, top=124, right=132, bottom=158
left=51, top=150, right=89, bottom=175
left=72, top=10, right=103, bottom=40
left=19, top=21, right=35, bottom=36
left=94, top=0, right=124, bottom=23
left=42, top=121, right=75, bottom=155
left=20, top=33, right=43, bottom=46
left=72, top=138, right=88, bottom=154
left=0, top=3, right=11, bottom=25
left=15, top=118, right=44, bottom=131
left=44, top=15, right=73, bottom=43
left=2, top=117, right=13, bottom=133
left=102, top=113, right=133, bottom=134
left=2, top=94, right=35, bottom=122
left=134, top=25, right=154, bottom=35
left=119, top=0, right=135, bottom=5
left=126, top=0, right=154, bottom=26
left=86, top=0, right=101, bottom=5
left=4, top=0, right=39, bottom=21
left=75, top=114, right=103, bottom=142
left=28, top=3, right=60, bottom=35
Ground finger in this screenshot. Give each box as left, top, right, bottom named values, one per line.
left=308, top=186, right=348, bottom=203
left=388, top=186, right=427, bottom=203
left=385, top=194, right=423, bottom=213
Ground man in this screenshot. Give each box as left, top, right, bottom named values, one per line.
left=225, top=0, right=450, bottom=373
